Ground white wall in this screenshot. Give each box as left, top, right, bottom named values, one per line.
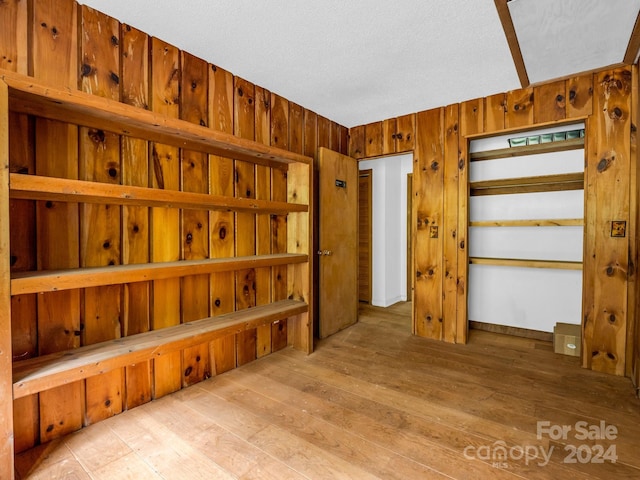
left=359, top=154, right=413, bottom=307
left=468, top=123, right=584, bottom=332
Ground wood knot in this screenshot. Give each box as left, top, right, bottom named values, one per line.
left=111, top=35, right=119, bottom=46
left=214, top=298, right=221, bottom=307
left=459, top=240, right=465, bottom=249
left=185, top=232, right=193, bottom=245
left=104, top=399, right=111, bottom=407
left=597, top=155, right=614, bottom=173
left=88, top=129, right=106, bottom=144
left=607, top=352, right=616, bottom=360
left=110, top=72, right=120, bottom=85
left=426, top=315, right=432, bottom=322
left=569, top=89, right=576, bottom=102
left=80, top=63, right=93, bottom=77
left=108, top=167, right=118, bottom=178
left=606, top=265, right=615, bottom=276
left=238, top=88, right=243, bottom=97
left=609, top=314, right=616, bottom=324
left=430, top=161, right=439, bottom=171
left=609, top=106, right=623, bottom=120
left=132, top=225, right=139, bottom=233
left=184, top=366, right=193, bottom=377
left=219, top=226, right=227, bottom=239
left=103, top=240, right=111, bottom=249
left=458, top=158, right=465, bottom=170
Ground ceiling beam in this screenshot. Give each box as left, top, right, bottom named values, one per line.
left=494, top=0, right=530, bottom=88
left=624, top=10, right=640, bottom=64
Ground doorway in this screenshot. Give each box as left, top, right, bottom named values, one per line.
left=357, top=154, right=413, bottom=309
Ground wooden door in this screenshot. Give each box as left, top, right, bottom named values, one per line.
left=358, top=170, right=372, bottom=303
left=318, top=147, right=358, bottom=338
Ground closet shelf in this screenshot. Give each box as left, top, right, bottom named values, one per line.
left=1, top=70, right=311, bottom=167
left=9, top=174, right=306, bottom=214
left=469, top=218, right=583, bottom=227
left=470, top=172, right=584, bottom=196
left=11, top=254, right=307, bottom=295
left=469, top=257, right=582, bottom=270
left=470, top=137, right=584, bottom=162
left=12, top=299, right=308, bottom=399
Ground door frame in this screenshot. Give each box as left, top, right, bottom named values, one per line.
left=359, top=169, right=373, bottom=304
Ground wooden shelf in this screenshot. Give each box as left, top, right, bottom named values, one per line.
left=11, top=254, right=307, bottom=295
left=469, top=257, right=582, bottom=270
left=12, top=299, right=308, bottom=399
left=9, top=174, right=307, bottom=213
left=470, top=137, right=584, bottom=162
left=1, top=70, right=311, bottom=168
left=470, top=218, right=583, bottom=227
left=470, top=172, right=584, bottom=196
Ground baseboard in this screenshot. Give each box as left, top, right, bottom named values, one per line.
left=469, top=320, right=553, bottom=342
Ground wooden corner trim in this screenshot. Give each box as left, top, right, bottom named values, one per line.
left=494, top=0, right=530, bottom=88
left=624, top=10, right=640, bottom=64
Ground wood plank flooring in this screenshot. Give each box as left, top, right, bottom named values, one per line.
left=15, top=302, right=640, bottom=479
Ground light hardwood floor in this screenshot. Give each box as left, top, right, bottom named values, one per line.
left=16, top=302, right=640, bottom=479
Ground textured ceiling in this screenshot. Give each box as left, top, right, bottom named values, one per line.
left=79, top=0, right=638, bottom=128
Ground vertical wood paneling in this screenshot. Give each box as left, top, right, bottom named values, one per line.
left=289, top=102, right=303, bottom=155
left=458, top=98, right=483, bottom=343
left=534, top=80, right=566, bottom=124
left=442, top=104, right=459, bottom=343
left=330, top=121, right=340, bottom=152
left=0, top=0, right=27, bottom=74
left=506, top=87, right=534, bottom=129
left=150, top=37, right=181, bottom=398
left=270, top=93, right=289, bottom=151
left=180, top=52, right=211, bottom=387
left=79, top=5, right=123, bottom=425
left=484, top=93, right=505, bottom=132
left=120, top=23, right=151, bottom=410
left=338, top=125, right=349, bottom=156
left=583, top=68, right=632, bottom=376
left=32, top=0, right=83, bottom=445
left=209, top=64, right=236, bottom=374
left=365, top=121, right=383, bottom=158
left=271, top=100, right=290, bottom=307
left=414, top=108, right=444, bottom=339
left=304, top=109, right=319, bottom=338
left=349, top=125, right=365, bottom=159
left=396, top=113, right=416, bottom=153
left=208, top=63, right=235, bottom=318
left=567, top=74, right=594, bottom=119
left=0, top=74, right=14, bottom=477
left=234, top=77, right=257, bottom=366
left=382, top=118, right=397, bottom=155
left=628, top=64, right=638, bottom=379
left=317, top=116, right=331, bottom=149
left=255, top=86, right=272, bottom=358
left=5, top=6, right=37, bottom=450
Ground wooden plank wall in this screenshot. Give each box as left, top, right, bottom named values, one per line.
left=1, top=0, right=348, bottom=456
left=350, top=67, right=640, bottom=378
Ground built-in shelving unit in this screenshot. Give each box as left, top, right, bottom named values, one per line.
left=0, top=70, right=313, bottom=401
left=469, top=137, right=584, bottom=162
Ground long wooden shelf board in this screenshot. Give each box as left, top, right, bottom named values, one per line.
left=470, top=218, right=584, bottom=227
left=13, top=299, right=308, bottom=399
left=470, top=137, right=584, bottom=162
left=470, top=172, right=584, bottom=196
left=469, top=257, right=583, bottom=270
left=0, top=70, right=311, bottom=167
left=9, top=173, right=307, bottom=214
left=11, top=253, right=308, bottom=295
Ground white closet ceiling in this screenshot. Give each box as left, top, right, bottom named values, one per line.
left=80, top=0, right=640, bottom=127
